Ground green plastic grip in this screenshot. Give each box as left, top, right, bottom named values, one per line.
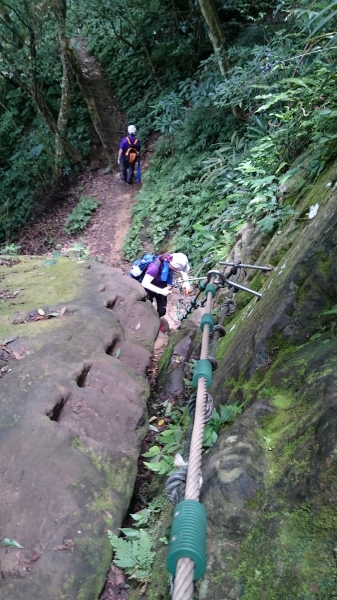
left=199, top=281, right=207, bottom=292
left=192, top=359, right=212, bottom=388
left=166, top=500, right=207, bottom=580
left=205, top=283, right=216, bottom=298
left=200, top=312, right=214, bottom=332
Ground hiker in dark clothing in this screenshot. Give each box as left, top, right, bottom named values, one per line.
left=117, top=125, right=141, bottom=184
left=142, top=253, right=191, bottom=318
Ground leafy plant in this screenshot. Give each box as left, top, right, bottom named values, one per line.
left=63, top=196, right=100, bottom=235
left=66, top=240, right=91, bottom=260
left=203, top=404, right=242, bottom=449
left=108, top=529, right=155, bottom=585
left=0, top=243, right=21, bottom=255
left=142, top=405, right=190, bottom=475
left=128, top=497, right=163, bottom=528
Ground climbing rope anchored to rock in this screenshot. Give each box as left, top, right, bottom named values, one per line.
left=166, top=260, right=272, bottom=600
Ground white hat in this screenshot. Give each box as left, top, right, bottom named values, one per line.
left=170, top=253, right=190, bottom=273
left=128, top=125, right=136, bottom=134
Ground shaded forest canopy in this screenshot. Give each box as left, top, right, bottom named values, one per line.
left=0, top=0, right=336, bottom=265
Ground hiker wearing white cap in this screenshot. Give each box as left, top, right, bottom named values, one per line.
left=117, top=125, right=141, bottom=185
left=142, top=252, right=191, bottom=318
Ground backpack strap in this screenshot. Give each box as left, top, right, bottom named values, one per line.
left=126, top=136, right=138, bottom=148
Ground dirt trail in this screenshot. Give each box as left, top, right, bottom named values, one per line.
left=19, top=40, right=143, bottom=272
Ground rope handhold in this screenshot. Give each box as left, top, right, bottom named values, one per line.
left=205, top=393, right=214, bottom=421
left=221, top=298, right=236, bottom=315
left=207, top=355, right=218, bottom=371
left=165, top=466, right=188, bottom=505
left=187, top=393, right=196, bottom=417
left=166, top=500, right=207, bottom=581
left=210, top=324, right=226, bottom=338
left=188, top=392, right=214, bottom=421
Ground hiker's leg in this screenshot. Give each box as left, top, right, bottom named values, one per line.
left=121, top=160, right=127, bottom=182
left=127, top=162, right=135, bottom=184
left=146, top=291, right=167, bottom=317
left=155, top=294, right=167, bottom=317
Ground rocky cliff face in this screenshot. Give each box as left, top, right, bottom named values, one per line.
left=0, top=257, right=158, bottom=599
left=198, top=158, right=337, bottom=598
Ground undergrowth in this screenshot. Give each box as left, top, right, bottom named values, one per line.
left=63, top=196, right=100, bottom=235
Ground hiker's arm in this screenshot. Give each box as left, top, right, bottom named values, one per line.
left=118, top=148, right=123, bottom=160
left=180, top=271, right=191, bottom=293
left=142, top=274, right=171, bottom=296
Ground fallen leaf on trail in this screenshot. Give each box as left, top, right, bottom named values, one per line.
left=12, top=290, right=20, bottom=297
left=47, top=312, right=60, bottom=317
left=59, top=307, right=67, bottom=317
left=148, top=416, right=157, bottom=423
left=33, top=315, right=46, bottom=321
left=13, top=351, right=24, bottom=360
left=53, top=539, right=74, bottom=551
left=135, top=322, right=141, bottom=329
left=0, top=346, right=11, bottom=353
left=158, top=419, right=165, bottom=426
left=37, top=308, right=45, bottom=316
left=2, top=538, right=24, bottom=549
left=23, top=553, right=39, bottom=564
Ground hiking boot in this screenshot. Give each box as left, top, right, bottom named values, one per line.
left=159, top=317, right=170, bottom=334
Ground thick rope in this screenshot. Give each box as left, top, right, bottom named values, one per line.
left=165, top=393, right=214, bottom=506
left=172, top=290, right=213, bottom=600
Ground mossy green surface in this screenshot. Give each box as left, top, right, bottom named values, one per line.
left=0, top=256, right=83, bottom=340
left=202, top=335, right=337, bottom=599
left=198, top=163, right=337, bottom=599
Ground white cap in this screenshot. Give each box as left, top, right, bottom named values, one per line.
left=128, top=125, right=136, bottom=134
left=170, top=253, right=190, bottom=273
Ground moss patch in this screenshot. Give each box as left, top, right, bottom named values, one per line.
left=236, top=503, right=337, bottom=600
left=0, top=256, right=84, bottom=340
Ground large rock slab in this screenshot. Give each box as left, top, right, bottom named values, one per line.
left=0, top=257, right=158, bottom=599
left=197, top=160, right=337, bottom=598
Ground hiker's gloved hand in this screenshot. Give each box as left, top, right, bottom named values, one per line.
left=117, top=158, right=120, bottom=165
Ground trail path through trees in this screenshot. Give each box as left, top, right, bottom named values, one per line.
left=18, top=40, right=144, bottom=273
left=18, top=40, right=183, bottom=332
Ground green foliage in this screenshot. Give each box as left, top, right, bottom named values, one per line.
left=151, top=92, right=187, bottom=135
left=143, top=405, right=190, bottom=475
left=203, top=404, right=242, bottom=449
left=65, top=240, right=91, bottom=260
left=0, top=243, right=21, bottom=256
left=122, top=0, right=337, bottom=266
left=63, top=196, right=100, bottom=235
left=108, top=529, right=155, bottom=584
left=128, top=497, right=163, bottom=529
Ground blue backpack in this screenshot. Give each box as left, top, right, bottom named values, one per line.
left=129, top=253, right=158, bottom=282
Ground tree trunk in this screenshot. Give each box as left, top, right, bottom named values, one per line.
left=197, top=0, right=246, bottom=119
left=53, top=0, right=77, bottom=177
left=64, top=43, right=114, bottom=168
left=54, top=37, right=75, bottom=177
left=10, top=72, right=83, bottom=164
